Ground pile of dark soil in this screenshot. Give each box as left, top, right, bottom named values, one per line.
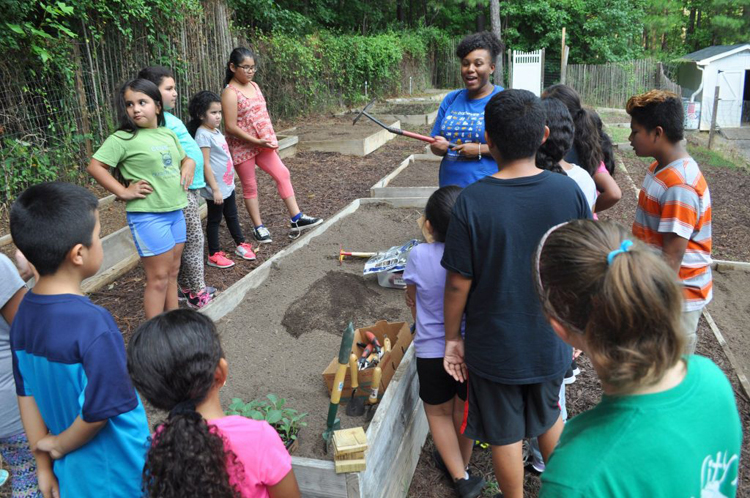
left=281, top=271, right=400, bottom=338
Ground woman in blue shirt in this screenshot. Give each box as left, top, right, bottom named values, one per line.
left=431, top=32, right=504, bottom=187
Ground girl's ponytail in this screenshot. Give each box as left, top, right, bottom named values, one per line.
left=127, top=310, right=243, bottom=497
left=536, top=98, right=574, bottom=176
left=535, top=220, right=685, bottom=394
left=145, top=405, right=241, bottom=498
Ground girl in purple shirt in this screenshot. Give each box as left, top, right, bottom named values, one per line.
left=404, top=186, right=483, bottom=498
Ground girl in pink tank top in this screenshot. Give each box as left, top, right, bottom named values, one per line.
left=221, top=47, right=322, bottom=243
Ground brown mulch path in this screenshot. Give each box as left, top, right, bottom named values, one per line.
left=89, top=127, right=432, bottom=340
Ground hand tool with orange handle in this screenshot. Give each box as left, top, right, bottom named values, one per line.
left=345, top=353, right=366, bottom=416
left=323, top=322, right=355, bottom=452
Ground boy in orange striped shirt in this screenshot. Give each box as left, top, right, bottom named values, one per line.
left=627, top=90, right=711, bottom=354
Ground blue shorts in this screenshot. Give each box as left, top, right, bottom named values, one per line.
left=127, top=210, right=187, bottom=257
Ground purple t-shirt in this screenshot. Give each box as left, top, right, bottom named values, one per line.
left=403, top=242, right=464, bottom=358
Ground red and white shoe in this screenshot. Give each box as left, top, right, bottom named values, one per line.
left=208, top=251, right=235, bottom=268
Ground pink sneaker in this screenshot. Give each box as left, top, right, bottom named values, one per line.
left=235, top=243, right=256, bottom=261
left=208, top=251, right=235, bottom=268
left=186, top=290, right=212, bottom=309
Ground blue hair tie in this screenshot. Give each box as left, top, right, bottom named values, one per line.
left=607, top=240, right=633, bottom=265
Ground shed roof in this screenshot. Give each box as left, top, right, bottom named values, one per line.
left=678, top=44, right=750, bottom=65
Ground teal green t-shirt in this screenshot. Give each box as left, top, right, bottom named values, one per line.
left=93, top=127, right=188, bottom=213
left=541, top=355, right=742, bottom=498
left=164, top=111, right=206, bottom=190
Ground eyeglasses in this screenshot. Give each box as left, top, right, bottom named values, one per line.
left=236, top=64, right=256, bottom=73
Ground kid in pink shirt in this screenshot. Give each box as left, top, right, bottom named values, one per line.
left=127, top=309, right=300, bottom=498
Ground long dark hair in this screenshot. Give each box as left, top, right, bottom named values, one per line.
left=224, top=47, right=255, bottom=86
left=424, top=186, right=462, bottom=242
left=127, top=310, right=242, bottom=498
left=542, top=84, right=614, bottom=177
left=115, top=78, right=165, bottom=137
left=187, top=91, right=221, bottom=138
left=536, top=98, right=573, bottom=175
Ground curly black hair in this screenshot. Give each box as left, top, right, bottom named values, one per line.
left=542, top=84, right=615, bottom=177
left=127, top=310, right=243, bottom=498
left=456, top=31, right=502, bottom=63
left=187, top=90, right=221, bottom=138
left=536, top=98, right=573, bottom=175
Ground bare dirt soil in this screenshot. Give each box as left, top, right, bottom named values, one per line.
left=295, top=115, right=398, bottom=143
left=708, top=269, right=750, bottom=377
left=389, top=159, right=440, bottom=188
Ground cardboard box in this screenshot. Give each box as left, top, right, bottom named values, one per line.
left=322, top=320, right=413, bottom=399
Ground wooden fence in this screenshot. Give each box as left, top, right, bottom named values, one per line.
left=566, top=58, right=682, bottom=108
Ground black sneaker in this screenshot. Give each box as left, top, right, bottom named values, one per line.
left=289, top=214, right=323, bottom=237
left=252, top=226, right=273, bottom=244
left=454, top=474, right=485, bottom=498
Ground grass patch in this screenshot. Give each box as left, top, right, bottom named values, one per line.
left=606, top=126, right=631, bottom=144
left=687, top=143, right=743, bottom=170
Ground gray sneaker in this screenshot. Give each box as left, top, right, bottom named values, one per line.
left=252, top=226, right=273, bottom=244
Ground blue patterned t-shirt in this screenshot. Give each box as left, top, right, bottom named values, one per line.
left=431, top=86, right=503, bottom=187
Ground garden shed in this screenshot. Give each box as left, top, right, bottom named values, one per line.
left=676, top=44, right=750, bottom=131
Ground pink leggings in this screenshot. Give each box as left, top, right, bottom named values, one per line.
left=234, top=148, right=294, bottom=200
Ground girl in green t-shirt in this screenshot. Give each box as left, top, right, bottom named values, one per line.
left=534, top=220, right=741, bottom=498
left=87, top=78, right=196, bottom=319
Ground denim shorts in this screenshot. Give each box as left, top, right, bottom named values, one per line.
left=127, top=210, right=187, bottom=257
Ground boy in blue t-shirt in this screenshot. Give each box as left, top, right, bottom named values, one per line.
left=442, top=90, right=591, bottom=498
left=9, top=182, right=149, bottom=497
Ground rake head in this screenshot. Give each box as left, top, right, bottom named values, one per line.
left=352, top=99, right=378, bottom=125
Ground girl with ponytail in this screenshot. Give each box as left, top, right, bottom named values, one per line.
left=536, top=98, right=597, bottom=211
left=127, top=310, right=300, bottom=498
left=535, top=220, right=741, bottom=498
left=542, top=85, right=621, bottom=214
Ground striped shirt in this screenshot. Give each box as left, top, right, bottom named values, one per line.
left=633, top=157, right=712, bottom=311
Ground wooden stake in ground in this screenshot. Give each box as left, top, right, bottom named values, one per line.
left=708, top=83, right=721, bottom=150
left=561, top=27, right=567, bottom=85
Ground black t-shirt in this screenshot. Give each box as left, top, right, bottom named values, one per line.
left=441, top=171, right=592, bottom=384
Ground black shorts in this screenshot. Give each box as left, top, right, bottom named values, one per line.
left=462, top=370, right=562, bottom=446
left=416, top=357, right=468, bottom=405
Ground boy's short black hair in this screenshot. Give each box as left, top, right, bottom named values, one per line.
left=456, top=31, right=502, bottom=63
left=485, top=89, right=547, bottom=161
left=10, top=182, right=98, bottom=276
left=626, top=90, right=684, bottom=143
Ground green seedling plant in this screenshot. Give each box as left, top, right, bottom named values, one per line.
left=227, top=394, right=308, bottom=446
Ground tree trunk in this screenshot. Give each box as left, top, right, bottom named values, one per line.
left=477, top=5, right=486, bottom=32
left=490, top=0, right=503, bottom=85
left=687, top=7, right=696, bottom=35
left=397, top=0, right=404, bottom=23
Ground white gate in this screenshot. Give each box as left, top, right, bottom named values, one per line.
left=511, top=50, right=544, bottom=96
